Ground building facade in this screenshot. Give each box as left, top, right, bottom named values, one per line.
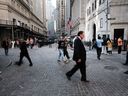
left=46, top=0, right=55, bottom=39
left=70, top=0, right=86, bottom=37
left=86, top=0, right=110, bottom=41
left=109, top=0, right=128, bottom=43
left=85, top=0, right=128, bottom=43
left=0, top=0, right=47, bottom=45
left=56, top=0, right=65, bottom=36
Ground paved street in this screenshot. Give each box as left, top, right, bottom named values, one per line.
left=0, top=45, right=128, bottom=96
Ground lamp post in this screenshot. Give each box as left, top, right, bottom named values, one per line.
left=12, top=23, right=14, bottom=41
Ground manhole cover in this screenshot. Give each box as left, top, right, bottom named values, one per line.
left=104, top=66, right=119, bottom=71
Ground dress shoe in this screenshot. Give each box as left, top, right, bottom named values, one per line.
left=123, top=63, right=128, bottom=66
left=66, top=73, right=71, bottom=80
left=29, top=64, right=33, bottom=67
left=124, top=71, right=128, bottom=74
left=81, top=79, right=89, bottom=82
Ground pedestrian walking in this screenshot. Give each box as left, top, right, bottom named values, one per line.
left=124, top=42, right=128, bottom=74
left=107, top=38, right=112, bottom=54
left=17, top=40, right=33, bottom=66
left=117, top=37, right=123, bottom=54
left=66, top=31, right=89, bottom=82
left=63, top=37, right=71, bottom=61
left=92, top=38, right=96, bottom=49
left=2, top=39, right=9, bottom=56
left=102, top=36, right=107, bottom=54
left=57, top=36, right=65, bottom=62
left=96, top=36, right=103, bottom=60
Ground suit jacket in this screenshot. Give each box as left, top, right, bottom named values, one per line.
left=20, top=42, right=28, bottom=54
left=73, top=37, right=86, bottom=61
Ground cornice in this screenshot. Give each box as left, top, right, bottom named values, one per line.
left=111, top=22, right=128, bottom=25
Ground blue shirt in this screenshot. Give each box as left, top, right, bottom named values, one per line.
left=96, top=39, right=103, bottom=48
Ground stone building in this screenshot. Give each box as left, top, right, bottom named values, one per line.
left=109, top=0, right=128, bottom=43
left=86, top=0, right=110, bottom=41
left=56, top=0, right=65, bottom=36
left=85, top=0, right=128, bottom=43
left=70, top=0, right=86, bottom=37
left=0, top=0, right=47, bottom=45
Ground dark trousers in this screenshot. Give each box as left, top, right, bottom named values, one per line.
left=125, top=51, right=128, bottom=64
left=18, top=53, right=32, bottom=65
left=63, top=48, right=70, bottom=59
left=97, top=48, right=102, bottom=59
left=4, top=48, right=8, bottom=56
left=118, top=46, right=122, bottom=54
left=66, top=61, right=86, bottom=80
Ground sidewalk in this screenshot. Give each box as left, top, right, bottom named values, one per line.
left=0, top=49, right=12, bottom=74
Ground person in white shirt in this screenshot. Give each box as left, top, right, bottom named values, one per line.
left=96, top=36, right=103, bottom=60
left=11, top=41, right=15, bottom=48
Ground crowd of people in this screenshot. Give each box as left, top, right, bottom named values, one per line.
left=1, top=37, right=37, bottom=66
left=0, top=31, right=128, bottom=82
left=57, top=36, right=71, bottom=63
left=57, top=32, right=128, bottom=82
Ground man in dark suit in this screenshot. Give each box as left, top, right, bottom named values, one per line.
left=17, top=40, right=33, bottom=66
left=66, top=31, right=89, bottom=82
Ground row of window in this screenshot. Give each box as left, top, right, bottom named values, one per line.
left=11, top=0, right=29, bottom=17
left=87, top=18, right=104, bottom=31
left=87, top=0, right=106, bottom=16
left=13, top=19, right=41, bottom=33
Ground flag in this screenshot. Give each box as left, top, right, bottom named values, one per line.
left=67, top=18, right=73, bottom=31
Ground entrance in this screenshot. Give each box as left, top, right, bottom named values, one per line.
left=114, top=29, right=124, bottom=48
left=93, top=24, right=96, bottom=40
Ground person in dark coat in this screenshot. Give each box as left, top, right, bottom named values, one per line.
left=2, top=39, right=9, bottom=56
left=66, top=31, right=89, bottom=82
left=18, top=40, right=33, bottom=66
left=124, top=42, right=128, bottom=74
left=63, top=37, right=70, bottom=60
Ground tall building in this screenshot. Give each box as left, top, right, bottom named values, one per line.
left=70, top=0, right=86, bottom=37
left=46, top=0, right=56, bottom=39
left=65, top=0, right=71, bottom=34
left=56, top=0, right=65, bottom=36
left=0, top=0, right=47, bottom=45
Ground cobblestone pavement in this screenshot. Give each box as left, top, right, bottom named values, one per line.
left=0, top=45, right=128, bottom=96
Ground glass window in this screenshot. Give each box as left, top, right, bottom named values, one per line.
left=92, top=3, right=94, bottom=12
left=100, top=18, right=103, bottom=28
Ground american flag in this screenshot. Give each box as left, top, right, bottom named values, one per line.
left=67, top=18, right=73, bottom=31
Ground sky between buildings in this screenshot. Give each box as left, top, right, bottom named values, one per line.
left=51, top=0, right=56, bottom=8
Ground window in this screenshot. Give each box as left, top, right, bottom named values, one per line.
left=88, top=24, right=90, bottom=31
left=87, top=9, right=89, bottom=16
left=95, top=0, right=97, bottom=9
left=11, top=0, right=15, bottom=6
left=89, top=7, right=91, bottom=14
left=13, top=19, right=16, bottom=25
left=99, top=0, right=101, bottom=5
left=99, top=0, right=105, bottom=6
left=100, top=18, right=103, bottom=28
left=92, top=3, right=95, bottom=12
left=31, top=25, right=33, bottom=30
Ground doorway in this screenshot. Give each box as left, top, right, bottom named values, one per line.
left=114, top=29, right=124, bottom=48
left=93, top=24, right=96, bottom=40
